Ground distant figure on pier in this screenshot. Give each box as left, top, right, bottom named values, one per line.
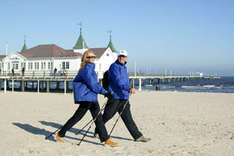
left=155, top=84, right=160, bottom=91
left=53, top=68, right=57, bottom=77
left=11, top=68, right=15, bottom=76
left=0, top=68, right=1, bottom=75
left=22, top=67, right=25, bottom=76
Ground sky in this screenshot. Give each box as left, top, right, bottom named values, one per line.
left=0, top=0, right=234, bottom=76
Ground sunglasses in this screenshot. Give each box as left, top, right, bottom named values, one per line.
left=86, top=56, right=96, bottom=59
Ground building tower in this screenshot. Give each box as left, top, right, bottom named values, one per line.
left=21, top=35, right=27, bottom=52
left=107, top=30, right=117, bottom=53
left=73, top=23, right=88, bottom=54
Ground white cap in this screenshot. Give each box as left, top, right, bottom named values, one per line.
left=118, top=50, right=128, bottom=57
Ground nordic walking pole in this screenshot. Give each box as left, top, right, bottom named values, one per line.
left=77, top=123, right=92, bottom=146
left=75, top=119, right=93, bottom=135
left=45, top=101, right=107, bottom=140
left=108, top=100, right=129, bottom=137
left=75, top=101, right=107, bottom=135
left=45, top=119, right=91, bottom=140
left=77, top=102, right=108, bottom=146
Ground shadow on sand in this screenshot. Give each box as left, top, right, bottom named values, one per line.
left=12, top=120, right=133, bottom=146
left=12, top=122, right=56, bottom=142
left=12, top=122, right=102, bottom=145
left=39, top=120, right=133, bottom=142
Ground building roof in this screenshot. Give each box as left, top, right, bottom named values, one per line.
left=73, top=32, right=88, bottom=49
left=0, top=55, right=6, bottom=60
left=107, top=40, right=117, bottom=52
left=89, top=48, right=107, bottom=58
left=19, top=44, right=82, bottom=58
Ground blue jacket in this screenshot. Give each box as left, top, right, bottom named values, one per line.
left=73, top=63, right=107, bottom=103
left=108, top=60, right=130, bottom=100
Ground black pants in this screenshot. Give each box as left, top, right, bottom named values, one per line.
left=58, top=101, right=109, bottom=142
left=96, top=98, right=143, bottom=140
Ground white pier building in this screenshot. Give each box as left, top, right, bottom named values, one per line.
left=0, top=30, right=117, bottom=78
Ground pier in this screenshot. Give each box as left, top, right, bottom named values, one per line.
left=0, top=72, right=75, bottom=94
left=0, top=72, right=213, bottom=93
left=129, top=75, right=206, bottom=91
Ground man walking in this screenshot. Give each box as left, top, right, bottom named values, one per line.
left=95, top=50, right=151, bottom=142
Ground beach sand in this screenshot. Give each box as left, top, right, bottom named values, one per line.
left=0, top=91, right=234, bottom=156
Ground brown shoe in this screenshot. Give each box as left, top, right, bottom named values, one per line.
left=104, top=138, right=118, bottom=147
left=55, top=132, right=64, bottom=142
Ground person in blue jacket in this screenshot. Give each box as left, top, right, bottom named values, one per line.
left=56, top=50, right=118, bottom=147
left=95, top=50, right=151, bottom=142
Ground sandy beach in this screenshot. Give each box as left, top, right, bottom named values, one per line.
left=0, top=91, right=234, bottom=156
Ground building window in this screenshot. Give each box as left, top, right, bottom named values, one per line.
left=15, top=64, right=18, bottom=70
left=28, top=62, right=32, bottom=70
left=35, top=62, right=39, bottom=70
left=8, top=63, right=10, bottom=70
left=48, top=62, right=50, bottom=69
left=12, top=63, right=18, bottom=70
left=51, top=62, right=53, bottom=69
left=62, top=62, right=69, bottom=69
left=62, top=62, right=65, bottom=69
left=66, top=62, right=69, bottom=69
left=41, top=62, right=46, bottom=70
left=21, top=62, right=26, bottom=68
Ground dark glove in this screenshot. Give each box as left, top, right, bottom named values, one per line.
left=104, top=92, right=113, bottom=99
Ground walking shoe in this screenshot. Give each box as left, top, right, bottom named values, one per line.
left=104, top=138, right=118, bottom=147
left=135, top=136, right=151, bottom=142
left=55, top=132, right=64, bottom=142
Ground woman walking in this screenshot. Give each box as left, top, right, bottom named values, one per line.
left=56, top=50, right=117, bottom=147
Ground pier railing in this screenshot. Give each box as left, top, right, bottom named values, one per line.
left=0, top=71, right=78, bottom=80
left=0, top=70, right=204, bottom=79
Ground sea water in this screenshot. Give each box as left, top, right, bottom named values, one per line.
left=138, top=76, right=234, bottom=93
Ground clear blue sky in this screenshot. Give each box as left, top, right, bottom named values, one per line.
left=0, top=0, right=234, bottom=76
